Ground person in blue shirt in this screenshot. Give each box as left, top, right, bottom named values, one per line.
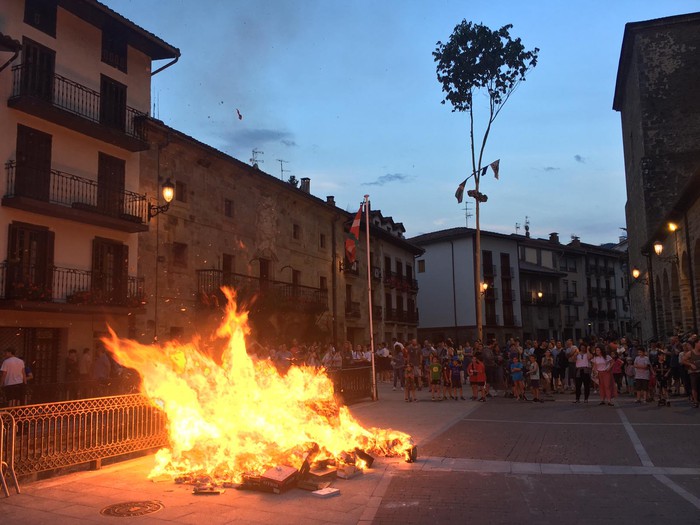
left=510, top=355, right=526, bottom=401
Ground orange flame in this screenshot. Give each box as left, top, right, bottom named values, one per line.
left=104, top=288, right=412, bottom=483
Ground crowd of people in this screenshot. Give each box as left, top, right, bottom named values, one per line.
left=371, top=334, right=700, bottom=407
left=3, top=334, right=700, bottom=408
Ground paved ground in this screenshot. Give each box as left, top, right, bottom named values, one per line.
left=2, top=383, right=699, bottom=524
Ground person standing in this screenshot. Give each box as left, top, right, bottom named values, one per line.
left=65, top=348, right=79, bottom=400
left=565, top=339, right=579, bottom=391
left=429, top=355, right=443, bottom=401
left=527, top=354, right=543, bottom=402
left=1, top=348, right=26, bottom=407
left=573, top=343, right=592, bottom=404
left=634, top=347, right=652, bottom=404
left=682, top=339, right=700, bottom=408
left=592, top=346, right=614, bottom=406
left=541, top=350, right=554, bottom=395
left=391, top=347, right=405, bottom=391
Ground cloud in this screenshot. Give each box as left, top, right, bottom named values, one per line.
left=218, top=128, right=296, bottom=150
left=362, top=173, right=410, bottom=186
left=574, top=154, right=586, bottom=163
left=543, top=166, right=559, bottom=172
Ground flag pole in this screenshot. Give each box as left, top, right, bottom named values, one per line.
left=364, top=194, right=377, bottom=401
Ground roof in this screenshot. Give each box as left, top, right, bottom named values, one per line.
left=59, top=0, right=180, bottom=60
left=410, top=227, right=515, bottom=246
left=146, top=118, right=424, bottom=256
left=0, top=32, right=21, bottom=53
left=613, top=11, right=700, bottom=111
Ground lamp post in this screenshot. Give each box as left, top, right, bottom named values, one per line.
left=150, top=178, right=175, bottom=342
left=148, top=178, right=175, bottom=220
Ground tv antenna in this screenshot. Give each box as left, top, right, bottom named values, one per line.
left=515, top=222, right=521, bottom=235
left=276, top=159, right=289, bottom=180
left=250, top=148, right=264, bottom=168
left=463, top=202, right=473, bottom=228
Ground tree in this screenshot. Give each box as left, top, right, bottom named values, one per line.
left=434, top=21, right=538, bottom=341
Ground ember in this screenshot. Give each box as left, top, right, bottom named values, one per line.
left=104, top=288, right=413, bottom=484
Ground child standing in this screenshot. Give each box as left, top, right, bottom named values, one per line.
left=467, top=352, right=487, bottom=401
left=404, top=363, right=416, bottom=402
left=527, top=354, right=542, bottom=402
left=510, top=355, right=525, bottom=401
left=442, top=358, right=452, bottom=400
left=450, top=357, right=465, bottom=400
left=653, top=352, right=671, bottom=406
left=429, top=355, right=442, bottom=401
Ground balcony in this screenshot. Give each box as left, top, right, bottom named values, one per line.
left=607, top=310, right=617, bottom=320
left=340, top=259, right=359, bottom=275
left=502, top=289, right=516, bottom=302
left=371, top=266, right=382, bottom=281
left=3, top=162, right=148, bottom=232
left=501, top=265, right=515, bottom=278
left=483, top=287, right=499, bottom=301
left=372, top=304, right=383, bottom=320
left=483, top=264, right=497, bottom=276
left=597, top=310, right=608, bottom=320
left=523, top=292, right=557, bottom=306
left=383, top=271, right=417, bottom=292
left=197, top=269, right=329, bottom=313
left=385, top=308, right=418, bottom=324
left=9, top=64, right=148, bottom=151
left=565, top=315, right=578, bottom=326
left=0, top=262, right=144, bottom=310
left=345, top=301, right=361, bottom=319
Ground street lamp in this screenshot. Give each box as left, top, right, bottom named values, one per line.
left=630, top=267, right=648, bottom=285
left=537, top=291, right=543, bottom=299
left=480, top=282, right=489, bottom=296
left=148, top=178, right=175, bottom=220
left=652, top=241, right=679, bottom=264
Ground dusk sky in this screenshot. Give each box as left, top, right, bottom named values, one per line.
left=108, top=0, right=699, bottom=245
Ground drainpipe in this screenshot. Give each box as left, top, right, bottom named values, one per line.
left=684, top=213, right=698, bottom=331
left=450, top=240, right=458, bottom=343
left=331, top=216, right=338, bottom=346
left=151, top=55, right=180, bottom=77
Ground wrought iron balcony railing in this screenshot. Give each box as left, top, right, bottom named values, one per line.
left=5, top=161, right=147, bottom=224
left=0, top=262, right=144, bottom=307
left=10, top=63, right=147, bottom=142
left=345, top=301, right=361, bottom=318
left=196, top=269, right=328, bottom=312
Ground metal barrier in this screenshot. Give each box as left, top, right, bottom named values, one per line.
left=2, top=395, right=168, bottom=481
left=0, top=368, right=371, bottom=494
left=0, top=411, right=20, bottom=497
left=328, top=366, right=374, bottom=404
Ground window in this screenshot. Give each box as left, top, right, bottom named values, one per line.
left=319, top=276, right=327, bottom=290
left=175, top=181, right=187, bottom=203
left=293, top=224, right=301, bottom=240
left=24, top=0, right=57, bottom=37
left=100, top=75, right=127, bottom=131
left=102, top=25, right=127, bottom=72
left=172, top=242, right=188, bottom=267
left=224, top=198, right=233, bottom=218
left=97, top=153, right=125, bottom=218
left=6, top=222, right=54, bottom=300
left=417, top=259, right=425, bottom=273
left=15, top=124, right=52, bottom=201
left=319, top=233, right=326, bottom=248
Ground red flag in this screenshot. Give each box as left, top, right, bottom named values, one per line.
left=455, top=179, right=467, bottom=203
left=345, top=205, right=363, bottom=264
left=236, top=108, right=243, bottom=120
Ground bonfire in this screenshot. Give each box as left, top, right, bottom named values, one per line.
left=104, top=288, right=413, bottom=484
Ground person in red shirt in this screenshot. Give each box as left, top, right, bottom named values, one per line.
left=467, top=352, right=487, bottom=402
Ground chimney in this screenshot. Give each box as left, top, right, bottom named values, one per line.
left=326, top=196, right=335, bottom=206
left=300, top=177, right=310, bottom=193
left=549, top=232, right=559, bottom=244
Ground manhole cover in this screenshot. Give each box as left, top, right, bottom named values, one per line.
left=100, top=500, right=164, bottom=517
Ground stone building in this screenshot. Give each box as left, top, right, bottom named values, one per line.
left=138, top=120, right=421, bottom=348
left=0, top=0, right=178, bottom=398
left=613, top=12, right=700, bottom=341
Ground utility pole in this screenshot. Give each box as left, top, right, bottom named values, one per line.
left=276, top=159, right=289, bottom=180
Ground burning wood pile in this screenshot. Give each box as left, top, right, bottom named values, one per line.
left=104, top=288, right=415, bottom=497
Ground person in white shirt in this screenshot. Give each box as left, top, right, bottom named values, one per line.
left=1, top=348, right=26, bottom=407
left=572, top=343, right=592, bottom=404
